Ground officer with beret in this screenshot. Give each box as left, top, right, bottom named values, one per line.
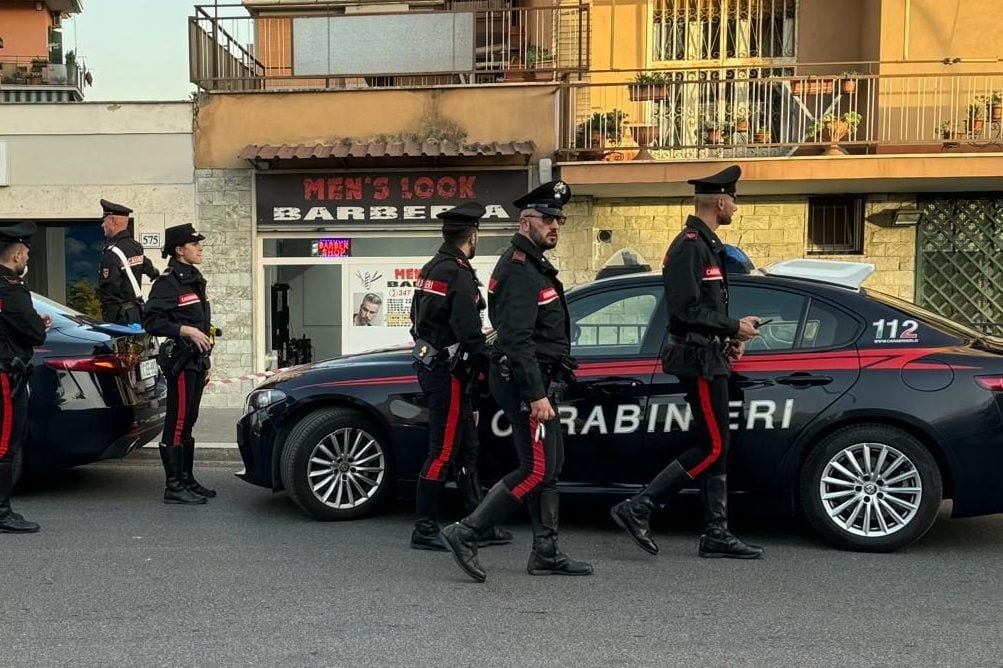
left=611, top=165, right=765, bottom=559
left=440, top=181, right=593, bottom=582
left=143, top=224, right=216, bottom=505
left=0, top=221, right=52, bottom=533
left=408, top=201, right=513, bottom=551
left=98, top=199, right=159, bottom=325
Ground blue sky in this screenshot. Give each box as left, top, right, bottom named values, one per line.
left=67, top=1, right=241, bottom=101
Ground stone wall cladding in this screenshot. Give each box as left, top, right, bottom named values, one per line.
left=556, top=195, right=917, bottom=301
left=194, top=168, right=254, bottom=408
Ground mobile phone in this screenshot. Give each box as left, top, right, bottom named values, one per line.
left=756, top=318, right=774, bottom=327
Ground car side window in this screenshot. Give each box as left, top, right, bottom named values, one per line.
left=800, top=299, right=860, bottom=349
left=569, top=286, right=661, bottom=358
left=730, top=286, right=808, bottom=352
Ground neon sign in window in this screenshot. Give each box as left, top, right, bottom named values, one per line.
left=312, top=238, right=352, bottom=258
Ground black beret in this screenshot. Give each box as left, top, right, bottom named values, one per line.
left=438, top=201, right=485, bottom=231
left=513, top=180, right=571, bottom=217
left=100, top=199, right=133, bottom=216
left=0, top=220, right=37, bottom=247
left=687, top=165, right=742, bottom=196
left=162, top=223, right=206, bottom=259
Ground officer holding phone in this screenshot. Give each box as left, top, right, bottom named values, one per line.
left=611, top=165, right=766, bottom=560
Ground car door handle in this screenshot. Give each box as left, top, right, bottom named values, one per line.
left=776, top=373, right=833, bottom=387
left=590, top=378, right=642, bottom=394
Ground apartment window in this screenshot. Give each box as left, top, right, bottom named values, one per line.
left=651, top=0, right=797, bottom=63
left=807, top=197, right=864, bottom=255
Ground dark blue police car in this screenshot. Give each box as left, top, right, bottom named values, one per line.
left=236, top=259, right=1003, bottom=552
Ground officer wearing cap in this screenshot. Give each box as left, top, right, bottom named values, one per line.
left=408, top=201, right=513, bottom=551
left=143, top=224, right=216, bottom=505
left=98, top=199, right=159, bottom=325
left=610, top=165, right=765, bottom=559
left=440, top=181, right=593, bottom=582
left=0, top=221, right=52, bottom=533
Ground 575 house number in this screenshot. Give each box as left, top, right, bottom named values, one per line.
left=872, top=318, right=919, bottom=342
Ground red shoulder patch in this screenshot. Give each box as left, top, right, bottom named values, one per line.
left=684, top=231, right=698, bottom=240
left=455, top=257, right=470, bottom=269
left=511, top=250, right=526, bottom=264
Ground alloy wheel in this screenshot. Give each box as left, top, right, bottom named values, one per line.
left=307, top=427, right=386, bottom=510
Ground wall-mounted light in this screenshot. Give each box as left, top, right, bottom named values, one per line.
left=892, top=209, right=923, bottom=226
left=597, top=229, right=613, bottom=243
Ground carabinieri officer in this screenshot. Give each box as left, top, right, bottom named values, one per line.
left=143, top=224, right=217, bottom=505
left=98, top=199, right=159, bottom=324
left=611, top=165, right=765, bottom=559
left=440, top=181, right=593, bottom=582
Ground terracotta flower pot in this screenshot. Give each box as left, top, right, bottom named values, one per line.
left=967, top=117, right=985, bottom=134
left=735, top=118, right=749, bottom=132
left=753, top=130, right=770, bottom=144
left=792, top=80, right=804, bottom=95
left=842, top=79, right=857, bottom=94
left=993, top=103, right=1002, bottom=122
left=627, top=84, right=668, bottom=102
left=704, top=129, right=723, bottom=144
left=629, top=124, right=657, bottom=147
left=823, top=120, right=850, bottom=144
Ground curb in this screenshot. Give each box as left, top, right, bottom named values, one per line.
left=119, top=443, right=243, bottom=464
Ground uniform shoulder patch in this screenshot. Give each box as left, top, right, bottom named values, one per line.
left=455, top=257, right=471, bottom=270
left=4, top=275, right=22, bottom=285
left=684, top=231, right=699, bottom=240
left=511, top=250, right=526, bottom=264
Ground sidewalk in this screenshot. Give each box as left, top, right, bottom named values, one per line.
left=128, top=407, right=243, bottom=463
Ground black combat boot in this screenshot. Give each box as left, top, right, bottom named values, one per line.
left=181, top=438, right=217, bottom=498
left=440, top=481, right=522, bottom=583
left=526, top=488, right=593, bottom=576
left=457, top=467, right=514, bottom=547
left=698, top=474, right=764, bottom=559
left=410, top=477, right=447, bottom=552
left=159, top=444, right=207, bottom=505
left=610, top=460, right=691, bottom=555
left=0, top=461, right=39, bottom=533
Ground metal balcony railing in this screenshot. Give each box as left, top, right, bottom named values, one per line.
left=189, top=2, right=590, bottom=92
left=0, top=55, right=84, bottom=90
left=561, top=64, right=1003, bottom=160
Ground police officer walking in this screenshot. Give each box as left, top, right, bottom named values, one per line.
left=98, top=199, right=159, bottom=324
left=143, top=224, right=216, bottom=505
left=440, top=181, right=593, bottom=582
left=408, top=202, right=512, bottom=551
left=610, top=165, right=765, bottom=559
left=0, top=222, right=52, bottom=533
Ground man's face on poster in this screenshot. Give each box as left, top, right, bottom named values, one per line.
left=356, top=301, right=380, bottom=325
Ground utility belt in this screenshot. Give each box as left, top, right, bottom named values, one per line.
left=664, top=331, right=730, bottom=380
left=0, top=357, right=32, bottom=399
left=411, top=338, right=459, bottom=371
left=157, top=326, right=219, bottom=376
left=496, top=354, right=578, bottom=402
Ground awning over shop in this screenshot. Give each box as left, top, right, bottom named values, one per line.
left=240, top=140, right=536, bottom=169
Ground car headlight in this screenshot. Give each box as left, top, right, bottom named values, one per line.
left=244, top=388, right=287, bottom=415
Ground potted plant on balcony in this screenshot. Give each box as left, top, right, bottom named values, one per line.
left=627, top=123, right=659, bottom=160
left=574, top=109, right=627, bottom=159
left=753, top=126, right=771, bottom=144
left=523, top=45, right=554, bottom=81
left=808, top=112, right=861, bottom=154
left=966, top=101, right=985, bottom=135
left=991, top=91, right=1002, bottom=122
left=735, top=115, right=750, bottom=132
left=628, top=72, right=670, bottom=102
left=937, top=120, right=962, bottom=142
left=840, top=71, right=861, bottom=94
left=702, top=119, right=723, bottom=144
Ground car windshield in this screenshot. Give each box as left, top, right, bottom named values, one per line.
left=30, top=293, right=99, bottom=326
left=864, top=289, right=986, bottom=339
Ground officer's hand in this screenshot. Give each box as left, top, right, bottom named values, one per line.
left=41, top=314, right=53, bottom=332
left=727, top=339, right=745, bottom=361
left=736, top=316, right=760, bottom=341
left=529, top=397, right=555, bottom=422
left=180, top=325, right=212, bottom=352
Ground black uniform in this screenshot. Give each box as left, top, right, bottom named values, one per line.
left=440, top=180, right=592, bottom=582
left=99, top=230, right=159, bottom=324
left=0, top=221, right=47, bottom=533
left=142, top=223, right=214, bottom=504
left=408, top=201, right=512, bottom=551
left=98, top=198, right=158, bottom=325
left=610, top=165, right=764, bottom=560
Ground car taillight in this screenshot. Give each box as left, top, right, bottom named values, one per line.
left=45, top=353, right=138, bottom=374
left=975, top=376, right=1003, bottom=391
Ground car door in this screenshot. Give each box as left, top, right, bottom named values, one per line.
left=558, top=282, right=664, bottom=489
left=726, top=283, right=863, bottom=489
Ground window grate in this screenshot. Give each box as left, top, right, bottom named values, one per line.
left=807, top=197, right=864, bottom=255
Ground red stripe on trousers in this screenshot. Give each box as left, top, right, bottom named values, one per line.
left=172, top=373, right=187, bottom=447
left=512, top=417, right=545, bottom=500
left=426, top=376, right=461, bottom=480
left=0, top=374, right=11, bottom=459
left=687, top=377, right=723, bottom=478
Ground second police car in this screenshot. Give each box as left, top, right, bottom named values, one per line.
left=236, top=257, right=1003, bottom=552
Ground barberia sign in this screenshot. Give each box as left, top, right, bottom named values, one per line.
left=256, top=170, right=528, bottom=225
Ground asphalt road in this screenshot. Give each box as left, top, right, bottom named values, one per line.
left=3, top=461, right=1001, bottom=667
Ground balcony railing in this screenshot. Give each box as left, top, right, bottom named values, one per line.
left=560, top=65, right=1003, bottom=161
left=190, top=2, right=590, bottom=92
left=0, top=55, right=84, bottom=90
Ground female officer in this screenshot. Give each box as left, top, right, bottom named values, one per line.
left=143, top=224, right=216, bottom=505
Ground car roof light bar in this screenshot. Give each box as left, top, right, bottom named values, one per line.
left=762, top=259, right=876, bottom=289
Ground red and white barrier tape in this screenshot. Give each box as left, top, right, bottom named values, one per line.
left=205, top=366, right=294, bottom=391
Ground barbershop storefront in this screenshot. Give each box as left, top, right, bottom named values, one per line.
left=253, top=168, right=529, bottom=371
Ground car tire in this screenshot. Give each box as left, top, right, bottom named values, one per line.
left=279, top=407, right=394, bottom=521
left=800, top=424, right=942, bottom=552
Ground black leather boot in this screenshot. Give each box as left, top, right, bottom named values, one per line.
left=698, top=474, right=764, bottom=559
left=0, top=461, right=39, bottom=533
left=440, top=481, right=522, bottom=583
left=160, top=445, right=207, bottom=505
left=457, top=468, right=514, bottom=547
left=410, top=477, right=447, bottom=551
left=610, top=460, right=691, bottom=555
left=526, top=488, right=593, bottom=576
left=181, top=439, right=216, bottom=498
